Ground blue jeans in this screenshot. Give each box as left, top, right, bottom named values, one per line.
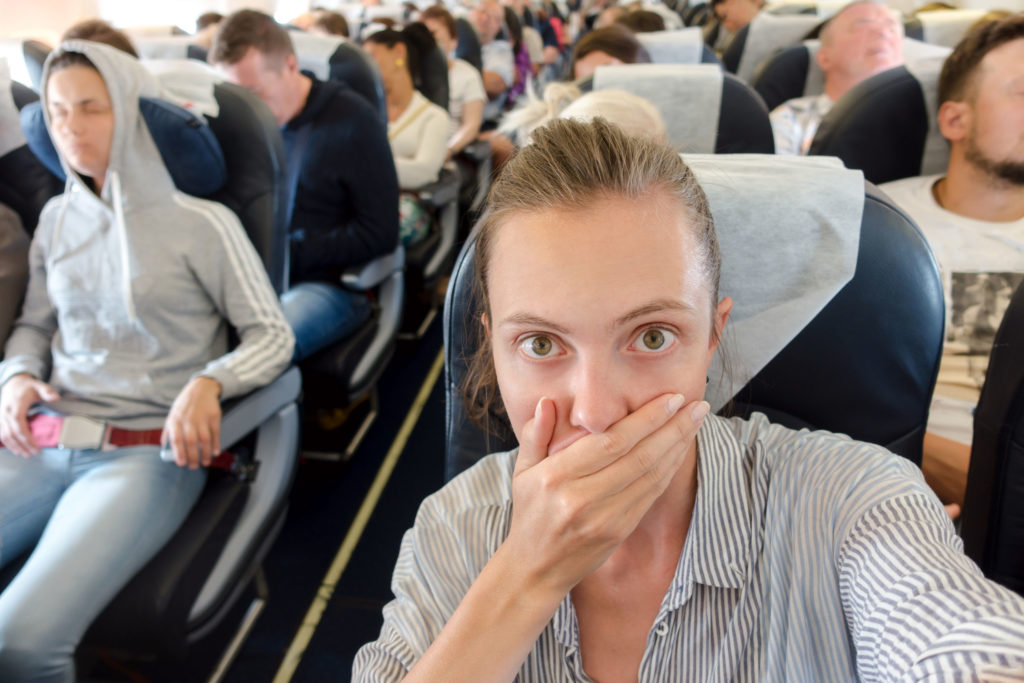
left=0, top=446, right=206, bottom=682
left=281, top=281, right=371, bottom=362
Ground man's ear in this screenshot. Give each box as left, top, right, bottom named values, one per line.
left=284, top=52, right=299, bottom=74
left=937, top=99, right=971, bottom=144
left=816, top=44, right=832, bottom=72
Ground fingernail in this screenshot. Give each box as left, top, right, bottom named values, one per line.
left=666, top=393, right=685, bottom=414
left=691, top=401, right=710, bottom=422
left=535, top=396, right=548, bottom=418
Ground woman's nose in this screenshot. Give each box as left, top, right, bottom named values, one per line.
left=568, top=358, right=629, bottom=435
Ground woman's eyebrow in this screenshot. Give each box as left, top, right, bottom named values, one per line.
left=613, top=299, right=695, bottom=328
left=498, top=313, right=571, bottom=334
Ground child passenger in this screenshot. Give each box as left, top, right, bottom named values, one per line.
left=0, top=42, right=293, bottom=679
left=354, top=119, right=1024, bottom=681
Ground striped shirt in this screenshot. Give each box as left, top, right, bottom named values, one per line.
left=354, top=413, right=1024, bottom=681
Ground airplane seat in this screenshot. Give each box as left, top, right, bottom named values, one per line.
left=134, top=34, right=209, bottom=62
left=592, top=63, right=774, bottom=154
left=418, top=41, right=451, bottom=111
left=722, top=12, right=821, bottom=81
left=290, top=31, right=387, bottom=122
left=636, top=27, right=723, bottom=65
left=903, top=8, right=987, bottom=49
left=750, top=40, right=821, bottom=111
left=16, top=68, right=303, bottom=672
left=1, top=78, right=61, bottom=235
left=0, top=39, right=52, bottom=91
left=443, top=154, right=943, bottom=480
left=454, top=17, right=483, bottom=73
left=682, top=2, right=711, bottom=26
left=808, top=51, right=950, bottom=185
left=962, top=279, right=1024, bottom=597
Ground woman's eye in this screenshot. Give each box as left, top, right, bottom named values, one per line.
left=520, top=335, right=560, bottom=359
left=633, top=328, right=676, bottom=353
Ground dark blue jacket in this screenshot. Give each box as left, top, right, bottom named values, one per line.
left=282, top=75, right=399, bottom=285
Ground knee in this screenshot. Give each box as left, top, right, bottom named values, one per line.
left=0, top=622, right=73, bottom=682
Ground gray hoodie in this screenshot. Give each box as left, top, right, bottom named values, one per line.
left=0, top=41, right=294, bottom=429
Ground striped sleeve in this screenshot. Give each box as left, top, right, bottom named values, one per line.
left=838, top=493, right=1024, bottom=681
left=171, top=194, right=294, bottom=398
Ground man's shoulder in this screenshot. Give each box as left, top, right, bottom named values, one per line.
left=298, top=78, right=380, bottom=129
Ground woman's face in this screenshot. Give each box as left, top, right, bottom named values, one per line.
left=423, top=17, right=456, bottom=55
left=486, top=191, right=731, bottom=457
left=364, top=40, right=406, bottom=87
left=46, top=64, right=114, bottom=184
left=573, top=49, right=623, bottom=79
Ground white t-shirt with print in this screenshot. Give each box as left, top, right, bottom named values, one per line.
left=881, top=174, right=1024, bottom=444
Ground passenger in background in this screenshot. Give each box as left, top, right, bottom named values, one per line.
left=309, top=10, right=351, bottom=38
left=469, top=0, right=516, bottom=122
left=881, top=13, right=1024, bottom=511
left=211, top=10, right=400, bottom=363
left=570, top=24, right=651, bottom=79
left=503, top=6, right=532, bottom=107
left=420, top=5, right=486, bottom=159
left=771, top=0, right=904, bottom=155
left=364, top=26, right=450, bottom=246
left=61, top=18, right=138, bottom=57
left=195, top=11, right=224, bottom=50
left=354, top=117, right=1024, bottom=682
left=707, top=0, right=763, bottom=52
left=616, top=8, right=667, bottom=33
left=0, top=42, right=293, bottom=680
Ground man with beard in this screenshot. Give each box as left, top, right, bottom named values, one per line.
left=771, top=1, right=904, bottom=155
left=882, top=13, right=1024, bottom=515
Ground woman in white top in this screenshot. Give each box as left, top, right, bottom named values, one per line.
left=420, top=5, right=486, bottom=158
left=364, top=25, right=449, bottom=245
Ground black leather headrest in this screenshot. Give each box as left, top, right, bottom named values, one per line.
left=752, top=43, right=810, bottom=111
left=329, top=42, right=388, bottom=122
left=809, top=66, right=929, bottom=185
left=721, top=23, right=749, bottom=73
left=1, top=84, right=61, bottom=233
left=455, top=18, right=483, bottom=73
left=717, top=72, right=774, bottom=153
left=418, top=45, right=450, bottom=110
left=442, top=183, right=943, bottom=480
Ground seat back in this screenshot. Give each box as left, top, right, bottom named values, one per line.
left=455, top=17, right=484, bottom=72
left=0, top=39, right=51, bottom=90
left=723, top=12, right=821, bottom=82
left=808, top=53, right=949, bottom=185
left=1, top=75, right=61, bottom=233
left=418, top=39, right=451, bottom=111
left=751, top=40, right=819, bottom=111
left=903, top=9, right=987, bottom=48
left=636, top=27, right=709, bottom=64
left=290, top=31, right=387, bottom=121
left=443, top=155, right=943, bottom=479
left=962, top=279, right=1024, bottom=596
left=134, top=34, right=209, bottom=62
left=593, top=63, right=774, bottom=153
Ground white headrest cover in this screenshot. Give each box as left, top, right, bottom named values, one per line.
left=290, top=32, right=347, bottom=82
left=594, top=63, right=723, bottom=153
left=134, top=35, right=196, bottom=60
left=0, top=58, right=25, bottom=158
left=737, top=13, right=821, bottom=84
left=636, top=28, right=705, bottom=64
left=686, top=154, right=864, bottom=410
left=918, top=9, right=987, bottom=48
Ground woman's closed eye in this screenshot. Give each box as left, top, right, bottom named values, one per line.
left=519, top=334, right=564, bottom=359
left=629, top=327, right=677, bottom=354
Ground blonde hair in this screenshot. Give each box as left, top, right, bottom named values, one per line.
left=463, top=118, right=721, bottom=430
left=560, top=89, right=667, bottom=143
left=498, top=81, right=582, bottom=144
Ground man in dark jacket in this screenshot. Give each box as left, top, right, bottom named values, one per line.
left=212, top=10, right=400, bottom=361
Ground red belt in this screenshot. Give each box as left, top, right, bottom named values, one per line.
left=0, top=414, right=163, bottom=451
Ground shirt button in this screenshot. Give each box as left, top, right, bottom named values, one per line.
left=654, top=622, right=669, bottom=637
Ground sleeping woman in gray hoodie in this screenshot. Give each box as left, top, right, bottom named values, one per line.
left=0, top=41, right=294, bottom=680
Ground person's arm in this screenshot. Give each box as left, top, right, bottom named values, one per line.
left=161, top=199, right=295, bottom=468
left=447, top=98, right=483, bottom=157
left=837, top=474, right=1024, bottom=679
left=355, top=393, right=709, bottom=681
left=290, top=97, right=400, bottom=278
left=394, top=107, right=450, bottom=190
left=482, top=42, right=515, bottom=99
left=0, top=205, right=29, bottom=348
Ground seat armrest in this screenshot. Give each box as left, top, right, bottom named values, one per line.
left=459, top=139, right=491, bottom=164
left=415, top=168, right=459, bottom=208
left=341, top=245, right=406, bottom=290
left=220, top=366, right=302, bottom=450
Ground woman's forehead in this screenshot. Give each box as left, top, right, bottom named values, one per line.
left=486, top=194, right=710, bottom=321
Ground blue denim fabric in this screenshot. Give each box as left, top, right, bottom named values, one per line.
left=281, top=281, right=371, bottom=363
left=0, top=445, right=206, bottom=683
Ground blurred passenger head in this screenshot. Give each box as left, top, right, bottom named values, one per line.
left=571, top=25, right=650, bottom=79
left=61, top=19, right=138, bottom=58
left=560, top=89, right=667, bottom=142
left=710, top=0, right=763, bottom=34
left=594, top=6, right=627, bottom=29
left=210, top=10, right=302, bottom=125
left=420, top=5, right=459, bottom=54
left=195, top=11, right=224, bottom=50
left=470, top=0, right=506, bottom=43
left=937, top=13, right=1024, bottom=185
left=816, top=1, right=904, bottom=100
left=616, top=9, right=666, bottom=33
left=310, top=10, right=350, bottom=38
left=45, top=51, right=114, bottom=186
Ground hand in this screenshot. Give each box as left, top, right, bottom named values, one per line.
left=162, top=376, right=222, bottom=470
left=0, top=373, right=60, bottom=457
left=503, top=393, right=708, bottom=596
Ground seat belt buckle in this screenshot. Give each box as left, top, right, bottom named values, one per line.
left=58, top=416, right=108, bottom=450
